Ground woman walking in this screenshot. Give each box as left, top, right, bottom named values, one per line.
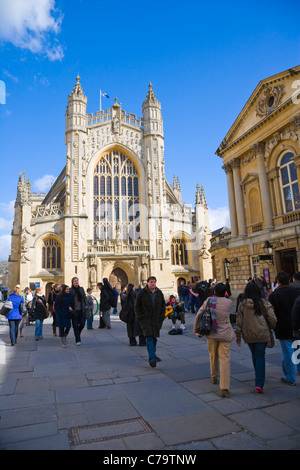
left=236, top=281, right=277, bottom=393
left=6, top=285, right=24, bottom=346
left=31, top=287, right=48, bottom=340
left=54, top=284, right=73, bottom=347
left=69, top=277, right=87, bottom=345
left=194, top=283, right=236, bottom=397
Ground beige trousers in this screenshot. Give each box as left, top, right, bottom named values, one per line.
left=207, top=338, right=231, bottom=390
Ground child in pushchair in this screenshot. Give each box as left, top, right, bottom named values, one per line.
left=165, top=295, right=186, bottom=332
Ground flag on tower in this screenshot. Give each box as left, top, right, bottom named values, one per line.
left=100, top=90, right=110, bottom=111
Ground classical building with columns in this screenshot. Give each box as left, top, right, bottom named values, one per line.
left=210, top=65, right=300, bottom=292
left=8, top=77, right=212, bottom=297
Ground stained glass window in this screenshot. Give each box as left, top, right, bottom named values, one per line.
left=42, top=238, right=62, bottom=270
left=93, top=150, right=140, bottom=242
left=171, top=238, right=188, bottom=266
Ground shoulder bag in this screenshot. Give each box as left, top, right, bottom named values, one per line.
left=37, top=298, right=49, bottom=318
left=0, top=297, right=13, bottom=317
left=193, top=298, right=212, bottom=337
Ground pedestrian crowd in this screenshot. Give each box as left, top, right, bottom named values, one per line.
left=2, top=271, right=300, bottom=398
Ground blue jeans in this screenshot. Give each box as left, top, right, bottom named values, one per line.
left=248, top=342, right=267, bottom=388
left=8, top=319, right=20, bottom=345
left=280, top=339, right=300, bottom=383
left=87, top=314, right=93, bottom=329
left=146, top=336, right=158, bottom=362
left=35, top=319, right=44, bottom=338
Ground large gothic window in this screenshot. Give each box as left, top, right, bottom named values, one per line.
left=93, top=150, right=140, bottom=242
left=42, top=237, right=62, bottom=270
left=171, top=237, right=188, bottom=266
left=280, top=152, right=300, bottom=213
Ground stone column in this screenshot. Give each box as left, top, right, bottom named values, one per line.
left=252, top=142, right=274, bottom=230
left=231, top=159, right=247, bottom=236
left=223, top=163, right=238, bottom=237
left=269, top=167, right=283, bottom=216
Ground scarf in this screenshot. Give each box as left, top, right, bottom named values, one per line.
left=208, top=296, right=218, bottom=332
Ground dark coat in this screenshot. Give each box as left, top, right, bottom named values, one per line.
left=268, top=285, right=300, bottom=339
left=100, top=288, right=111, bottom=312
left=31, top=295, right=48, bottom=320
left=135, top=286, right=165, bottom=338
left=54, top=293, right=73, bottom=328
left=69, top=286, right=87, bottom=315
left=291, top=295, right=300, bottom=332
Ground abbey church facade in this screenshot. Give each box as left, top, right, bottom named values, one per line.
left=8, top=77, right=212, bottom=296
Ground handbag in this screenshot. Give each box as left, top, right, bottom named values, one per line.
left=0, top=297, right=13, bottom=317
left=193, top=299, right=212, bottom=337
left=19, top=302, right=27, bottom=316
left=37, top=298, right=49, bottom=318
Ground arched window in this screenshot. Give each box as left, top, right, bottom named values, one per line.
left=280, top=152, right=300, bottom=213
left=42, top=237, right=62, bottom=270
left=93, top=150, right=140, bottom=242
left=171, top=237, right=188, bottom=266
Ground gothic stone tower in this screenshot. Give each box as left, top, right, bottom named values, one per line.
left=8, top=77, right=212, bottom=294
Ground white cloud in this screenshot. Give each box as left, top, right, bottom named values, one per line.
left=34, top=174, right=56, bottom=192
left=0, top=234, right=11, bottom=261
left=0, top=217, right=13, bottom=231
left=0, top=200, right=15, bottom=217
left=0, top=0, right=64, bottom=61
left=208, top=206, right=230, bottom=232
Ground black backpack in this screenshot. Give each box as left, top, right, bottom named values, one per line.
left=108, top=288, right=117, bottom=308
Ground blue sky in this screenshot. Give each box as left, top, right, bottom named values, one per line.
left=0, top=0, right=299, bottom=261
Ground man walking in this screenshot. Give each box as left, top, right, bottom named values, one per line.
left=269, top=271, right=300, bottom=385
left=135, top=276, right=165, bottom=368
left=99, top=278, right=112, bottom=328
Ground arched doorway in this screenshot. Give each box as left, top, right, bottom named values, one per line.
left=109, top=268, right=128, bottom=294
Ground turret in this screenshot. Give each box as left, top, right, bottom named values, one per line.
left=142, top=83, right=164, bottom=138
left=65, top=75, right=87, bottom=135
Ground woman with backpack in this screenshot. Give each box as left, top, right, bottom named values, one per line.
left=236, top=281, right=277, bottom=393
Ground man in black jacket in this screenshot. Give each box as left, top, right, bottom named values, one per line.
left=135, top=276, right=165, bottom=368
left=269, top=271, right=300, bottom=385
left=99, top=278, right=112, bottom=329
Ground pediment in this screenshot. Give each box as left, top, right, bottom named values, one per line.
left=216, top=65, right=300, bottom=155
left=240, top=171, right=259, bottom=186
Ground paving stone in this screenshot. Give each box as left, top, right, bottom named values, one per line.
left=162, top=363, right=211, bottom=381
left=0, top=404, right=57, bottom=428
left=0, top=390, right=55, bottom=411
left=83, top=397, right=140, bottom=424
left=211, top=431, right=269, bottom=450
left=208, top=397, right=247, bottom=415
left=228, top=409, right=295, bottom=440
left=0, top=421, right=58, bottom=446
left=15, top=377, right=50, bottom=393
left=262, top=402, right=300, bottom=431
left=149, top=410, right=240, bottom=446
left=2, top=431, right=71, bottom=450
left=124, top=432, right=165, bottom=450
left=266, top=434, right=300, bottom=450
left=119, top=378, right=211, bottom=421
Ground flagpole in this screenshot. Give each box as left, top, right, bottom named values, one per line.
left=100, top=89, right=102, bottom=112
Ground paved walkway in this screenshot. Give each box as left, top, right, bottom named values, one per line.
left=0, top=306, right=299, bottom=451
